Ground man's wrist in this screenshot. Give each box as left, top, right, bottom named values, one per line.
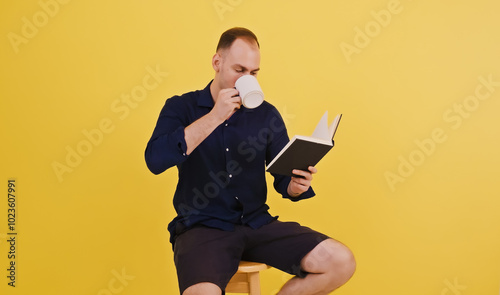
left=204, top=111, right=223, bottom=128
left=287, top=184, right=301, bottom=198
left=207, top=110, right=225, bottom=126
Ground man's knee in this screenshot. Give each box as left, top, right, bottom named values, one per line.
left=183, top=282, right=221, bottom=295
left=303, top=239, right=356, bottom=277
left=325, top=239, right=356, bottom=281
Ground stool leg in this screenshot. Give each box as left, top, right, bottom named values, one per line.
left=247, top=272, right=261, bottom=295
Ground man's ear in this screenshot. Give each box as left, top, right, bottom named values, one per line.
left=212, top=52, right=222, bottom=72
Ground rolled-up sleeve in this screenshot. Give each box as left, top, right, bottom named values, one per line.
left=273, top=174, right=315, bottom=202
left=145, top=97, right=189, bottom=175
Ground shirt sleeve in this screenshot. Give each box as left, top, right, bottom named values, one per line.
left=266, top=108, right=316, bottom=201
left=144, top=96, right=189, bottom=175
left=273, top=174, right=316, bottom=202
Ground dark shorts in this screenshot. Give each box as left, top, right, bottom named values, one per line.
left=173, top=220, right=330, bottom=294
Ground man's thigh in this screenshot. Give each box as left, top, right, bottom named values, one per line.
left=173, top=226, right=245, bottom=294
left=242, top=220, right=330, bottom=278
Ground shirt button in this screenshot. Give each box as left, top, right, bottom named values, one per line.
left=229, top=174, right=233, bottom=178
left=226, top=148, right=229, bottom=152
left=225, top=123, right=228, bottom=127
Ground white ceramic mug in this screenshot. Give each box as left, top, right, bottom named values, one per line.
left=235, top=75, right=264, bottom=109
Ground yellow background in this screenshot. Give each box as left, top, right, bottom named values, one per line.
left=1, top=0, right=500, bottom=294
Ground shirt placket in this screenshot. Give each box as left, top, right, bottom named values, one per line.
left=222, top=120, right=244, bottom=222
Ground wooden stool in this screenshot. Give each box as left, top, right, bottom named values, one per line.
left=226, top=261, right=270, bottom=295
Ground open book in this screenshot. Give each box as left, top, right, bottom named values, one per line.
left=266, top=111, right=342, bottom=177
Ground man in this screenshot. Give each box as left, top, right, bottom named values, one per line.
left=145, top=27, right=355, bottom=295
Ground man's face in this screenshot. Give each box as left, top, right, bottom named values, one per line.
left=214, top=38, right=261, bottom=90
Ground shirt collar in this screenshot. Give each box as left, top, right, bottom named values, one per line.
left=198, top=81, right=215, bottom=108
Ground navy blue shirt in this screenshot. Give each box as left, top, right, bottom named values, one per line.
left=145, top=81, right=315, bottom=244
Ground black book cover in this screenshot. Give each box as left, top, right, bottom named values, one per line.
left=266, top=137, right=334, bottom=176
left=266, top=112, right=342, bottom=177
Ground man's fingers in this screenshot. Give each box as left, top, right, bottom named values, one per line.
left=291, top=178, right=308, bottom=187
left=291, top=175, right=311, bottom=188
left=220, top=88, right=239, bottom=97
left=220, top=89, right=242, bottom=107
left=229, top=95, right=242, bottom=105
left=308, top=166, right=318, bottom=174
left=292, top=169, right=313, bottom=181
left=289, top=167, right=316, bottom=195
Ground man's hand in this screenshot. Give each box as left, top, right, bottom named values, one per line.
left=210, top=88, right=242, bottom=123
left=287, top=166, right=317, bottom=197
left=185, top=88, right=241, bottom=155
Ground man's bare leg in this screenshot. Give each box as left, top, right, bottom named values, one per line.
left=278, top=239, right=356, bottom=295
left=183, top=282, right=221, bottom=295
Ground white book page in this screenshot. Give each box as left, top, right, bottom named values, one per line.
left=311, top=111, right=329, bottom=140
left=328, top=114, right=342, bottom=139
